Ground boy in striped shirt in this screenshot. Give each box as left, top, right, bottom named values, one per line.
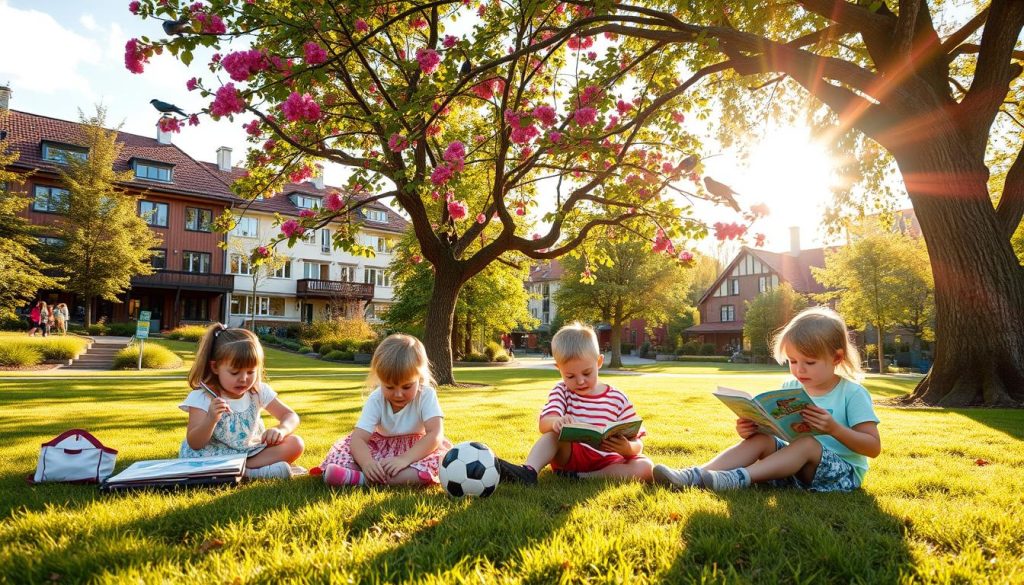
left=497, top=322, right=654, bottom=484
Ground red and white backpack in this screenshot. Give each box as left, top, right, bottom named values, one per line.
left=31, top=429, right=118, bottom=484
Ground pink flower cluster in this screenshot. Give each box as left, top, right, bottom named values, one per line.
left=188, top=114, right=200, bottom=126
left=298, top=209, right=317, bottom=219
left=471, top=78, right=504, bottom=100
left=211, top=83, right=246, bottom=118
left=280, top=219, right=304, bottom=238
left=304, top=42, right=328, bottom=65
left=447, top=200, right=468, bottom=221
left=186, top=77, right=198, bottom=91
left=354, top=18, right=369, bottom=33
left=430, top=165, right=454, bottom=185
left=443, top=35, right=458, bottom=49
left=289, top=166, right=314, bottom=184
left=532, top=105, right=557, bottom=127
left=128, top=1, right=140, bottom=14
left=124, top=38, right=152, bottom=74
left=443, top=141, right=466, bottom=171
left=410, top=17, right=427, bottom=29
left=158, top=116, right=182, bottom=133
left=754, top=233, right=766, bottom=247
left=282, top=92, right=321, bottom=122
left=652, top=230, right=674, bottom=254
left=243, top=119, right=261, bottom=136
left=566, top=35, right=594, bottom=50
left=677, top=250, right=694, bottom=263
left=580, top=85, right=602, bottom=105
left=416, top=48, right=441, bottom=75
left=256, top=246, right=271, bottom=258
left=325, top=192, right=344, bottom=212
left=573, top=107, right=597, bottom=127
left=749, top=203, right=770, bottom=218
left=194, top=12, right=227, bottom=34
left=221, top=49, right=267, bottom=82
left=616, top=99, right=633, bottom=116
left=713, top=222, right=747, bottom=241
left=388, top=133, right=408, bottom=152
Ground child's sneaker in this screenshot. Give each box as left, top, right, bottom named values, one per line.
left=698, top=468, right=751, bottom=491
left=323, top=463, right=366, bottom=486
left=653, top=464, right=702, bottom=488
left=496, top=458, right=538, bottom=485
left=244, top=461, right=293, bottom=480
left=290, top=465, right=309, bottom=477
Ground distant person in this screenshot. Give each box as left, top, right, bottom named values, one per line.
left=27, top=301, right=43, bottom=336
left=653, top=307, right=881, bottom=492
left=54, top=303, right=69, bottom=335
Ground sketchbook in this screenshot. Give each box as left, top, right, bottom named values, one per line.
left=100, top=454, right=246, bottom=492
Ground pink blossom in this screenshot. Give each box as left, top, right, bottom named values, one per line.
left=431, top=165, right=454, bottom=185
left=186, top=77, right=198, bottom=91
left=289, top=166, right=314, bottom=183
left=566, top=35, right=594, bottom=50
left=662, top=162, right=675, bottom=174
left=194, top=12, right=227, bottom=34
left=587, top=51, right=597, bottom=60
left=573, top=107, right=597, bottom=127
left=304, top=42, right=328, bottom=65
left=447, top=200, right=468, bottom=220
left=299, top=209, right=317, bottom=218
left=754, top=233, right=767, bottom=247
left=128, top=1, right=141, bottom=14
left=476, top=213, right=486, bottom=224
left=158, top=116, right=182, bottom=133
left=243, top=119, right=261, bottom=136
left=580, top=85, right=601, bottom=105
left=388, top=133, right=408, bottom=152
left=188, top=114, right=200, bottom=126
left=410, top=17, right=428, bottom=29
left=652, top=230, right=673, bottom=253
left=443, top=141, right=466, bottom=170
left=515, top=206, right=525, bottom=216
left=677, top=250, right=694, bottom=262
left=263, top=139, right=277, bottom=151
left=354, top=18, right=369, bottom=33
left=325, top=192, right=344, bottom=212
left=471, top=78, right=502, bottom=100
left=256, top=246, right=270, bottom=258
left=410, top=254, right=423, bottom=264
left=443, top=35, right=458, bottom=49
left=124, top=38, right=150, bottom=74
left=281, top=92, right=321, bottom=122
left=713, top=222, right=747, bottom=241
left=671, top=111, right=685, bottom=124
left=510, top=124, right=539, bottom=144
left=532, top=105, right=557, bottom=127
left=416, top=48, right=441, bottom=75
left=280, top=219, right=304, bottom=238
left=221, top=49, right=267, bottom=82
left=616, top=99, right=633, bottom=116
left=548, top=131, right=562, bottom=143
left=750, top=203, right=770, bottom=218
left=211, top=83, right=246, bottom=118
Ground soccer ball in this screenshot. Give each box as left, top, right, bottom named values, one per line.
left=439, top=441, right=500, bottom=497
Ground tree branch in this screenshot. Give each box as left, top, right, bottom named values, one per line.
left=961, top=0, right=1024, bottom=144
left=941, top=6, right=991, bottom=55
left=997, top=143, right=1024, bottom=240
left=895, top=0, right=921, bottom=60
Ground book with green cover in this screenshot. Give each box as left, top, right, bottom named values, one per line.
left=557, top=418, right=643, bottom=449
left=712, top=386, right=820, bottom=442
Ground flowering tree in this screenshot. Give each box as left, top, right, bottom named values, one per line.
left=126, top=0, right=763, bottom=384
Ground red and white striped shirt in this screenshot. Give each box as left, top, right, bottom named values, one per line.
left=540, top=382, right=644, bottom=453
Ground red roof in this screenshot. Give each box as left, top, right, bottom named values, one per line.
left=747, top=247, right=828, bottom=295
left=5, top=110, right=235, bottom=201
left=528, top=259, right=565, bottom=282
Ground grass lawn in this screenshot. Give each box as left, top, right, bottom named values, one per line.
left=1, top=349, right=1021, bottom=583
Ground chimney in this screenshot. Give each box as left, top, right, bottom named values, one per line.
left=788, top=226, right=801, bottom=257
left=216, top=146, right=232, bottom=172
left=311, top=163, right=325, bottom=190
left=156, top=116, right=173, bottom=145
left=0, top=85, right=11, bottom=110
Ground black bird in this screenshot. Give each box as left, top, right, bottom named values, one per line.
left=162, top=16, right=192, bottom=36
left=150, top=99, right=187, bottom=116
left=460, top=59, right=472, bottom=76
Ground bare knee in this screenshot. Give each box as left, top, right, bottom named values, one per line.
left=633, top=457, right=654, bottom=481
left=284, top=434, right=304, bottom=460
left=744, top=432, right=777, bottom=456
left=788, top=436, right=822, bottom=458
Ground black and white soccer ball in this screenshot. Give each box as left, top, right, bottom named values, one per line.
left=439, top=441, right=500, bottom=497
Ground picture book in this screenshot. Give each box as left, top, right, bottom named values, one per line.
left=558, top=418, right=643, bottom=449
left=712, top=386, right=820, bottom=442
left=101, top=454, right=246, bottom=492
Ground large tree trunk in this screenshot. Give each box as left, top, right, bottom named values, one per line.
left=464, top=316, right=472, bottom=357
left=424, top=268, right=462, bottom=386
left=84, top=294, right=93, bottom=328
left=896, top=141, right=1024, bottom=407
left=876, top=322, right=886, bottom=375
left=609, top=321, right=623, bottom=369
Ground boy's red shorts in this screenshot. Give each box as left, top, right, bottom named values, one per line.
left=551, top=443, right=632, bottom=473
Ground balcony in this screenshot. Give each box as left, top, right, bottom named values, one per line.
left=131, top=270, right=234, bottom=292
left=297, top=279, right=375, bottom=300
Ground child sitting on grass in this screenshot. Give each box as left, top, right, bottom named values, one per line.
left=497, top=322, right=653, bottom=484
left=654, top=307, right=881, bottom=491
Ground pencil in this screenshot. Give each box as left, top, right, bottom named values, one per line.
left=199, top=382, right=232, bottom=412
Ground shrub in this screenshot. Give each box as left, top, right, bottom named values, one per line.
left=620, top=343, right=635, bottom=355
left=494, top=353, right=510, bottom=363
left=282, top=340, right=302, bottom=351
left=87, top=324, right=107, bottom=336
left=675, top=355, right=730, bottom=363
left=113, top=343, right=183, bottom=369
left=463, top=352, right=489, bottom=362
left=299, top=319, right=376, bottom=346
left=484, top=341, right=503, bottom=361
left=678, top=341, right=701, bottom=355
left=639, top=342, right=651, bottom=358
left=298, top=346, right=313, bottom=354
left=0, top=343, right=43, bottom=367
left=699, top=343, right=717, bottom=356
left=165, top=325, right=208, bottom=342
left=323, top=350, right=354, bottom=362
left=106, top=322, right=138, bottom=336
left=34, top=337, right=89, bottom=361
left=0, top=312, right=28, bottom=331
left=357, top=340, right=376, bottom=354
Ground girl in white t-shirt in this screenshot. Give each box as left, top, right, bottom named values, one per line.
left=317, top=334, right=452, bottom=486
left=178, top=324, right=304, bottom=480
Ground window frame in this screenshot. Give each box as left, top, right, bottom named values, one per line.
left=229, top=253, right=252, bottom=275
left=133, top=160, right=173, bottom=183
left=150, top=248, right=167, bottom=270
left=139, top=200, right=169, bottom=228
left=182, top=250, right=212, bottom=274
left=364, top=209, right=387, bottom=222
left=32, top=185, right=69, bottom=213
left=272, top=260, right=292, bottom=279
left=232, top=217, right=259, bottom=238
left=41, top=141, right=88, bottom=164
left=184, top=207, right=213, bottom=232
left=720, top=304, right=736, bottom=322
left=291, top=194, right=322, bottom=209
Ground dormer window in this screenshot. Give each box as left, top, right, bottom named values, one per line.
left=364, top=209, right=387, bottom=222
left=291, top=194, right=321, bottom=209
left=133, top=159, right=173, bottom=182
left=41, top=141, right=88, bottom=164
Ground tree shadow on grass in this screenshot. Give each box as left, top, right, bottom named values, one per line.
left=661, top=488, right=912, bottom=583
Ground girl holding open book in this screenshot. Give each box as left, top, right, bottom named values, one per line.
left=654, top=307, right=881, bottom=492
left=178, top=324, right=304, bottom=480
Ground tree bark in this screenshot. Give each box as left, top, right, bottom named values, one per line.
left=896, top=140, right=1024, bottom=407
left=84, top=294, right=93, bottom=328
left=876, top=322, right=886, bottom=374
left=424, top=267, right=463, bottom=386
left=464, top=315, right=472, bottom=358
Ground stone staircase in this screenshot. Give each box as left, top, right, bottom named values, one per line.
left=63, top=337, right=133, bottom=371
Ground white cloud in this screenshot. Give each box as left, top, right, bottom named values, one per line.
left=0, top=3, right=102, bottom=96
left=80, top=13, right=98, bottom=31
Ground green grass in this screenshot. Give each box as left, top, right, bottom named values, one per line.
left=1, top=357, right=1022, bottom=583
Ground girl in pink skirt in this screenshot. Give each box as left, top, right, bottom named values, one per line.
left=316, top=334, right=452, bottom=486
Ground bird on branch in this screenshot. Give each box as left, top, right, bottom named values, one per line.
left=677, top=154, right=699, bottom=173
left=162, top=16, right=192, bottom=36
left=150, top=99, right=188, bottom=117
left=704, top=176, right=741, bottom=211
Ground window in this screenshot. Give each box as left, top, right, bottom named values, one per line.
left=229, top=295, right=248, bottom=315
left=303, top=261, right=328, bottom=280
left=338, top=265, right=356, bottom=282
left=182, top=298, right=208, bottom=321
left=139, top=200, right=168, bottom=227
left=42, top=142, right=87, bottom=164
left=730, top=278, right=739, bottom=295
left=758, top=276, right=768, bottom=293
left=182, top=251, right=211, bottom=273
left=33, top=185, right=68, bottom=213
left=232, top=217, right=259, bottom=238
left=37, top=236, right=65, bottom=247
left=321, top=228, right=331, bottom=253
left=134, top=161, right=173, bottom=182
left=302, top=230, right=316, bottom=244
left=291, top=194, right=321, bottom=209
left=233, top=296, right=285, bottom=316
left=185, top=207, right=213, bottom=232
left=150, top=249, right=167, bottom=270
left=364, top=209, right=387, bottom=222
left=230, top=254, right=252, bottom=275
left=364, top=303, right=377, bottom=320
left=272, top=260, right=291, bottom=279
left=374, top=236, right=393, bottom=253
left=364, top=267, right=390, bottom=287
left=720, top=305, right=735, bottom=322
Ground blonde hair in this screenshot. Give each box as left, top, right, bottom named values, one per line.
left=187, top=323, right=266, bottom=391
left=551, top=322, right=601, bottom=364
left=772, top=307, right=863, bottom=381
left=367, top=334, right=433, bottom=389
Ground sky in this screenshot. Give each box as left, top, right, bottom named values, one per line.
left=0, top=0, right=885, bottom=254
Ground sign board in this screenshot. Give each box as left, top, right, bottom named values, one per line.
left=136, top=310, right=151, bottom=339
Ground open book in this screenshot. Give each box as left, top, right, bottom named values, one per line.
left=101, top=454, right=246, bottom=492
left=558, top=418, right=643, bottom=449
left=713, top=386, right=820, bottom=442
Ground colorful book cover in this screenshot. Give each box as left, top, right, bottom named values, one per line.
left=558, top=418, right=643, bottom=449
left=713, top=386, right=819, bottom=442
